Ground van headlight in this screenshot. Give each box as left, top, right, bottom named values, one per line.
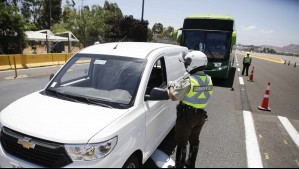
left=65, top=136, right=117, bottom=161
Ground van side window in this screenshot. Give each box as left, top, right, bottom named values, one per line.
left=146, top=57, right=167, bottom=95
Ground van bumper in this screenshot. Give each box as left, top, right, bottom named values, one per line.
left=0, top=143, right=123, bottom=168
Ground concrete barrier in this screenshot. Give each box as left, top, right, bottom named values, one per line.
left=8, top=55, right=25, bottom=69
left=24, top=54, right=53, bottom=68
left=52, top=53, right=67, bottom=65
left=0, top=55, right=12, bottom=70
left=0, top=53, right=75, bottom=71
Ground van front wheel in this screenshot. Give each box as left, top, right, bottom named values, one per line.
left=123, top=155, right=141, bottom=168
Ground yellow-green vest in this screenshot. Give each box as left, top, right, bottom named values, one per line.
left=244, top=56, right=251, bottom=64
left=182, top=74, right=213, bottom=109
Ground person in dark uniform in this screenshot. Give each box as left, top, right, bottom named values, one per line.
left=242, top=52, right=252, bottom=76
left=168, top=51, right=214, bottom=168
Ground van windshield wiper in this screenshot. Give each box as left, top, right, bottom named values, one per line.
left=51, top=90, right=83, bottom=103
left=84, top=98, right=115, bottom=109
left=48, top=89, right=115, bottom=109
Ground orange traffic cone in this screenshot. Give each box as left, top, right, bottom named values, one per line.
left=248, top=66, right=254, bottom=82
left=258, top=82, right=271, bottom=111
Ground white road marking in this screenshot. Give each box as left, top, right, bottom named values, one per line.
left=278, top=116, right=299, bottom=149
left=238, top=68, right=241, bottom=72
left=237, top=64, right=239, bottom=67
left=243, top=111, right=263, bottom=168
left=239, top=77, right=244, bottom=85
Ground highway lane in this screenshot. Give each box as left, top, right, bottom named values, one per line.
left=0, top=55, right=298, bottom=167
left=236, top=53, right=299, bottom=168
left=0, top=65, right=247, bottom=168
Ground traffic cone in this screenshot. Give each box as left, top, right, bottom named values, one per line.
left=248, top=66, right=254, bottom=82
left=258, top=82, right=271, bottom=111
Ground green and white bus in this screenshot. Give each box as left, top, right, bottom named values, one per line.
left=174, top=14, right=236, bottom=79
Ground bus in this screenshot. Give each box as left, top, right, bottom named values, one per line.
left=174, top=14, right=237, bottom=79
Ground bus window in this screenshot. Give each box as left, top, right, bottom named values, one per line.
left=205, top=32, right=229, bottom=59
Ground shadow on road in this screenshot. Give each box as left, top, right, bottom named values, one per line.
left=212, top=67, right=236, bottom=89
left=144, top=128, right=177, bottom=168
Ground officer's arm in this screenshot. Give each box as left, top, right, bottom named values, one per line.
left=168, top=86, right=178, bottom=101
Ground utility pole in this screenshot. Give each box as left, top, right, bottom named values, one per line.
left=49, top=0, right=52, bottom=29
left=141, top=0, right=145, bottom=21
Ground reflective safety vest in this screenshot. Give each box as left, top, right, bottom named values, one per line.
left=244, top=56, right=251, bottom=64
left=182, top=74, right=213, bottom=109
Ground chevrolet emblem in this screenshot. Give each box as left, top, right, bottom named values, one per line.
left=17, top=137, right=36, bottom=150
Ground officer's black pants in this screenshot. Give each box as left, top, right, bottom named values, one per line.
left=242, top=63, right=250, bottom=76
left=175, top=110, right=206, bottom=147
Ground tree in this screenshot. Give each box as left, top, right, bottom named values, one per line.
left=161, top=26, right=174, bottom=38
left=152, top=23, right=163, bottom=36
left=21, top=0, right=43, bottom=30
left=38, top=0, right=62, bottom=29
left=0, top=2, right=27, bottom=54
left=119, top=15, right=148, bottom=42
left=103, top=1, right=124, bottom=40
left=147, top=28, right=153, bottom=42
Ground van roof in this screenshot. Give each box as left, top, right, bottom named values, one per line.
left=79, top=42, right=184, bottom=59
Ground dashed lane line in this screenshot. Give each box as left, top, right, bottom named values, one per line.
left=236, top=52, right=263, bottom=168
left=239, top=77, right=244, bottom=85
left=278, top=116, right=299, bottom=149
left=243, top=111, right=263, bottom=168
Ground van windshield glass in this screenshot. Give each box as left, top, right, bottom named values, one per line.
left=46, top=54, right=146, bottom=109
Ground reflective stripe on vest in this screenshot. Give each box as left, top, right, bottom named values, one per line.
left=182, top=74, right=213, bottom=109
left=244, top=56, right=251, bottom=64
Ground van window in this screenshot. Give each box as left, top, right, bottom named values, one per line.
left=145, top=57, right=167, bottom=95
left=45, top=54, right=146, bottom=109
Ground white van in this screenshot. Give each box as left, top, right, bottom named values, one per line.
left=0, top=42, right=188, bottom=168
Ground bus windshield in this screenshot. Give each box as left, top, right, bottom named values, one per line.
left=182, top=31, right=231, bottom=60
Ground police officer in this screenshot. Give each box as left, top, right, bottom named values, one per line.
left=242, top=52, right=252, bottom=76
left=168, top=51, right=213, bottom=168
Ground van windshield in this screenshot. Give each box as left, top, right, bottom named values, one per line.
left=45, top=54, right=146, bottom=109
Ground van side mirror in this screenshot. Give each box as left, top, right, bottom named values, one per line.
left=145, top=87, right=169, bottom=101
left=49, top=74, right=54, bottom=81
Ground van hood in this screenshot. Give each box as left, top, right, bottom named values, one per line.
left=0, top=92, right=128, bottom=144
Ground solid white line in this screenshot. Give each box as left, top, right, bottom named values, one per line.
left=239, top=77, right=244, bottom=85
left=278, top=116, right=299, bottom=149
left=243, top=111, right=263, bottom=168
left=238, top=68, right=241, bottom=72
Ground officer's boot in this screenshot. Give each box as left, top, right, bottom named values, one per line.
left=185, top=143, right=199, bottom=168
left=168, top=145, right=187, bottom=168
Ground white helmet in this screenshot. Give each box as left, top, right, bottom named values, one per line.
left=184, top=51, right=208, bottom=72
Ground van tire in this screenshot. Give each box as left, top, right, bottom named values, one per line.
left=123, top=155, right=141, bottom=168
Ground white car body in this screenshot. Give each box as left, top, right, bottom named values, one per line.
left=0, top=42, right=188, bottom=168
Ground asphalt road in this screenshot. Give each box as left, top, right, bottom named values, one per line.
left=0, top=53, right=298, bottom=168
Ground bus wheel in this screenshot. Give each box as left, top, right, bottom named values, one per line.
left=123, top=155, right=141, bottom=168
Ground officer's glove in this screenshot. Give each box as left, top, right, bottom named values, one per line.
left=167, top=81, right=175, bottom=89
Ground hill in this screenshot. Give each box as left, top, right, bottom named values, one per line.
left=260, top=44, right=299, bottom=54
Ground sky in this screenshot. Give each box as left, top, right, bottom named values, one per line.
left=65, top=0, right=299, bottom=47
